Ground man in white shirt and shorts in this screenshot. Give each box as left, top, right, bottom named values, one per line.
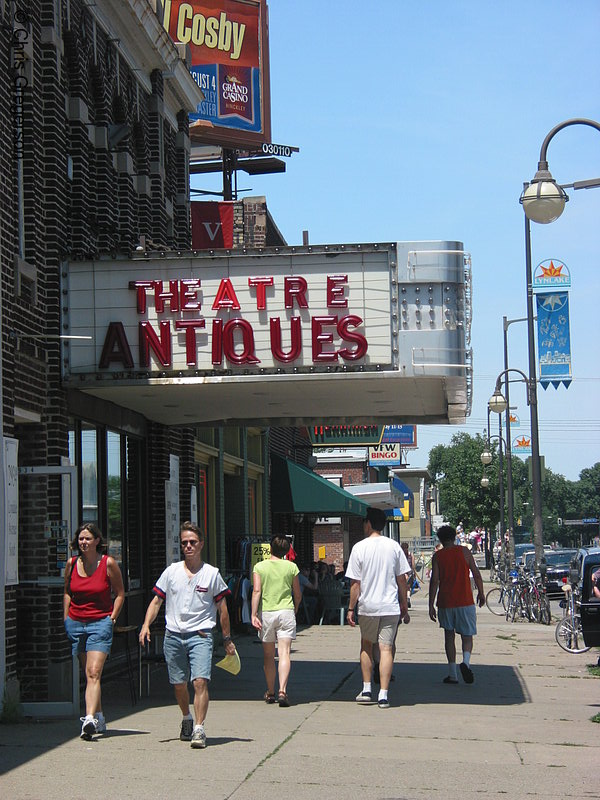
left=139, top=522, right=236, bottom=749
left=346, top=507, right=411, bottom=708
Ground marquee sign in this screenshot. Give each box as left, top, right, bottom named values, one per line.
left=62, top=242, right=472, bottom=427
left=65, top=251, right=391, bottom=376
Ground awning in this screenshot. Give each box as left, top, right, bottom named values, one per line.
left=344, top=477, right=414, bottom=520
left=271, top=454, right=370, bottom=516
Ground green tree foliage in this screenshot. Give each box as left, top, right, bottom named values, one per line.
left=428, top=432, right=501, bottom=530
left=429, top=434, right=599, bottom=547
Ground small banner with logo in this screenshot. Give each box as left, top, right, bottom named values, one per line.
left=512, top=435, right=532, bottom=457
left=191, top=201, right=234, bottom=249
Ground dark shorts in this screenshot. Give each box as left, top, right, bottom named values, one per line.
left=64, top=615, right=113, bottom=655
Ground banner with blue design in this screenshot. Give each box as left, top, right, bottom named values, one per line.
left=536, top=292, right=572, bottom=389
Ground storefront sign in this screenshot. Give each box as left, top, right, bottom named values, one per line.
left=368, top=444, right=402, bottom=466
left=380, top=425, right=417, bottom=448
left=65, top=252, right=392, bottom=375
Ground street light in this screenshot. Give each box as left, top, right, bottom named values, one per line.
left=519, top=117, right=600, bottom=566
left=480, top=449, right=492, bottom=466
left=480, top=476, right=490, bottom=488
left=489, top=366, right=536, bottom=560
left=520, top=118, right=600, bottom=224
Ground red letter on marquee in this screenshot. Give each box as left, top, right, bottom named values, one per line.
left=337, top=315, right=368, bottom=360
left=248, top=277, right=274, bottom=310
left=154, top=280, right=180, bottom=313
left=270, top=317, right=302, bottom=363
left=284, top=276, right=308, bottom=309
left=212, top=319, right=223, bottom=365
left=312, top=316, right=338, bottom=362
left=129, top=280, right=154, bottom=314
left=327, top=275, right=348, bottom=307
left=212, top=278, right=241, bottom=310
left=223, top=319, right=260, bottom=365
left=180, top=279, right=202, bottom=311
left=139, top=320, right=172, bottom=367
left=175, top=319, right=206, bottom=366
left=99, top=322, right=134, bottom=369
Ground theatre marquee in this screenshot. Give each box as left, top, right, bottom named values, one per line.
left=62, top=241, right=472, bottom=427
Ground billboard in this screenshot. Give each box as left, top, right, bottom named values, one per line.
left=161, top=0, right=271, bottom=147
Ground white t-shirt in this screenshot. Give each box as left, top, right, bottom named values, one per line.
left=153, top=561, right=230, bottom=634
left=345, top=535, right=410, bottom=616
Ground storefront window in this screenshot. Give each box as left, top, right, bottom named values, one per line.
left=126, top=437, right=143, bottom=587
left=107, top=431, right=122, bottom=563
left=81, top=424, right=98, bottom=523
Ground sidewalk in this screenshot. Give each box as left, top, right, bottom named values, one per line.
left=1, top=579, right=597, bottom=800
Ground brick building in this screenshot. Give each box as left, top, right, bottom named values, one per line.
left=0, top=0, right=313, bottom=716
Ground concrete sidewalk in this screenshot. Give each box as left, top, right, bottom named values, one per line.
left=1, top=581, right=597, bottom=800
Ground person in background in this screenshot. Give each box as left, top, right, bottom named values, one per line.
left=298, top=563, right=319, bottom=624
left=428, top=524, right=485, bottom=685
left=64, top=523, right=125, bottom=740
left=139, top=522, right=235, bottom=749
left=345, top=507, right=411, bottom=709
left=252, top=535, right=302, bottom=707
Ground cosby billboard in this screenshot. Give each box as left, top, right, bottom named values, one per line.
left=161, top=0, right=270, bottom=146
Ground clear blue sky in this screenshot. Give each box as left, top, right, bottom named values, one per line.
left=192, top=0, right=600, bottom=481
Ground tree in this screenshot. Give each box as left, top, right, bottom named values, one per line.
left=428, top=432, right=501, bottom=531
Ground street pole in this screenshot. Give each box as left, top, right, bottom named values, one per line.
left=523, top=198, right=544, bottom=566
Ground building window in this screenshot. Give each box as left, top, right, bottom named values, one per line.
left=68, top=419, right=144, bottom=590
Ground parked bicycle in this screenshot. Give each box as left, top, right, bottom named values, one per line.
left=555, top=578, right=591, bottom=654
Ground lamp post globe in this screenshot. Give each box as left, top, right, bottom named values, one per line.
left=520, top=178, right=568, bottom=224
left=480, top=476, right=490, bottom=488
left=489, top=389, right=507, bottom=415
left=480, top=449, right=492, bottom=466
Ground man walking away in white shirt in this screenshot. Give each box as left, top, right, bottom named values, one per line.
left=345, top=508, right=411, bottom=708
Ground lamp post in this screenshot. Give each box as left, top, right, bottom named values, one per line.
left=519, top=117, right=600, bottom=567
left=502, top=315, right=527, bottom=545
left=481, top=404, right=507, bottom=568
left=489, top=367, right=539, bottom=560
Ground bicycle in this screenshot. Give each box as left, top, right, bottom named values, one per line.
left=555, top=581, right=591, bottom=654
left=414, top=551, right=434, bottom=583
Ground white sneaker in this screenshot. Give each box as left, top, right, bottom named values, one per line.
left=190, top=724, right=207, bottom=749
left=355, top=691, right=376, bottom=704
left=80, top=715, right=98, bottom=739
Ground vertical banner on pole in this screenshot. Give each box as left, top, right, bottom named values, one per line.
left=536, top=292, right=572, bottom=389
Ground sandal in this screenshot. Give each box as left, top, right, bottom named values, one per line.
left=264, top=691, right=276, bottom=704
left=278, top=691, right=290, bottom=707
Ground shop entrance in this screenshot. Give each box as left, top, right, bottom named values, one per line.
left=18, top=465, right=79, bottom=717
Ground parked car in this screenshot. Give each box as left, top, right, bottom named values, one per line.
left=513, top=543, right=552, bottom=566
left=573, top=547, right=600, bottom=648
left=537, top=549, right=578, bottom=598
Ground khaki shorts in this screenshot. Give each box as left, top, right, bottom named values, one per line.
left=358, top=614, right=400, bottom=646
left=259, top=609, right=297, bottom=643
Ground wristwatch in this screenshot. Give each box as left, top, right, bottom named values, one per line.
left=223, top=635, right=232, bottom=643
